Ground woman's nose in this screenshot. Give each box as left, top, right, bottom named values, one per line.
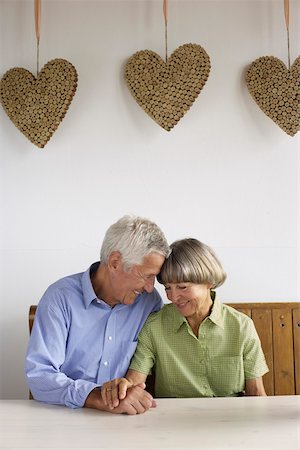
left=168, top=289, right=180, bottom=302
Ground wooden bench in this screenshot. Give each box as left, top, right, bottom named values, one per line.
left=227, top=302, right=300, bottom=396
left=29, top=302, right=300, bottom=396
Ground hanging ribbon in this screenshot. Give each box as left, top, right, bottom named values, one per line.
left=34, top=0, right=41, bottom=75
left=284, top=0, right=290, bottom=69
left=163, top=0, right=168, bottom=62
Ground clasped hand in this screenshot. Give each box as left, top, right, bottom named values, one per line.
left=101, top=378, right=156, bottom=415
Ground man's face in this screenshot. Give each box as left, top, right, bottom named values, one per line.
left=113, top=252, right=165, bottom=305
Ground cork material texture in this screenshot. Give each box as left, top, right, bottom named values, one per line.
left=0, top=58, right=78, bottom=148
left=125, top=43, right=211, bottom=131
left=245, top=56, right=300, bottom=136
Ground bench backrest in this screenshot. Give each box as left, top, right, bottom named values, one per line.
left=29, top=302, right=300, bottom=396
left=227, top=302, right=300, bottom=395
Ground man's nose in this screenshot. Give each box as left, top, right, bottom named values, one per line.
left=144, top=278, right=155, bottom=293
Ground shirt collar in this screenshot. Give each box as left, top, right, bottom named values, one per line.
left=172, top=306, right=188, bottom=332
left=172, top=291, right=225, bottom=332
left=208, top=294, right=225, bottom=329
left=81, top=262, right=99, bottom=308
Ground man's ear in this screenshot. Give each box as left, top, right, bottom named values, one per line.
left=108, top=251, right=122, bottom=271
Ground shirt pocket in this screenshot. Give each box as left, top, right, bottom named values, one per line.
left=208, top=355, right=244, bottom=396
left=116, top=341, right=138, bottom=376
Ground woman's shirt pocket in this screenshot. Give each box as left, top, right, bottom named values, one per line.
left=208, top=355, right=245, bottom=396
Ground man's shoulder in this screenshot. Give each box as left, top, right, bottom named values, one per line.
left=38, top=269, right=86, bottom=311
left=46, top=270, right=83, bottom=293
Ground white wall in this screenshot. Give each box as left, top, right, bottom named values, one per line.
left=0, top=0, right=299, bottom=399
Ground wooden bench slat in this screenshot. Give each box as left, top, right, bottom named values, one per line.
left=252, top=308, right=274, bottom=396
left=292, top=308, right=300, bottom=395
left=272, top=308, right=295, bottom=395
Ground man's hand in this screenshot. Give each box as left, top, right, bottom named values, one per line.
left=113, top=385, right=156, bottom=414
left=85, top=385, right=156, bottom=415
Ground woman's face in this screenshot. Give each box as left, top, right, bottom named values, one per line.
left=164, top=282, right=212, bottom=318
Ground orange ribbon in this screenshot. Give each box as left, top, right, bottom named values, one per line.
left=284, top=0, right=289, bottom=31
left=284, top=0, right=289, bottom=30
left=34, top=0, right=41, bottom=42
left=163, top=0, right=168, bottom=25
left=284, top=0, right=291, bottom=69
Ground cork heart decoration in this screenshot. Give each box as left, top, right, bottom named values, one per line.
left=0, top=0, right=78, bottom=148
left=245, top=56, right=300, bottom=136
left=125, top=44, right=210, bottom=131
left=125, top=1, right=211, bottom=131
left=0, top=59, right=78, bottom=148
left=245, top=0, right=299, bottom=136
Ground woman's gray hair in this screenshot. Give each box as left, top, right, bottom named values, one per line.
left=157, top=238, right=226, bottom=289
left=100, top=215, right=170, bottom=271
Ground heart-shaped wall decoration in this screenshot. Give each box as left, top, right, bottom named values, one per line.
left=125, top=43, right=211, bottom=131
left=245, top=56, right=300, bottom=136
left=0, top=58, right=78, bottom=148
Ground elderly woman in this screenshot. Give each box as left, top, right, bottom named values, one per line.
left=102, top=238, right=268, bottom=411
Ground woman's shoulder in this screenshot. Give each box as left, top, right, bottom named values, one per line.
left=221, top=302, right=250, bottom=317
left=220, top=302, right=254, bottom=330
left=143, top=303, right=175, bottom=327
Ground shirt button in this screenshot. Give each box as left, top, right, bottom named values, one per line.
left=103, top=361, right=109, bottom=366
left=204, top=385, right=208, bottom=389
left=108, top=336, right=112, bottom=341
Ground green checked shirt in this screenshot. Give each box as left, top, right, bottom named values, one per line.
left=129, top=296, right=269, bottom=398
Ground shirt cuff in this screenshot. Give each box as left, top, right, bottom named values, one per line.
left=65, top=381, right=100, bottom=408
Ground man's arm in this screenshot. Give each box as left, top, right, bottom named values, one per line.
left=245, top=377, right=267, bottom=396
left=26, top=299, right=100, bottom=408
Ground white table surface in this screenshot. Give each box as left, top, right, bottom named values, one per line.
left=0, top=397, right=299, bottom=450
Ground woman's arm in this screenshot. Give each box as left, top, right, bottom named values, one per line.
left=245, top=377, right=267, bottom=396
left=101, top=370, right=148, bottom=409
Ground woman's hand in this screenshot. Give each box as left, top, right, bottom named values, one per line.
left=101, top=378, right=136, bottom=409
left=101, top=371, right=151, bottom=413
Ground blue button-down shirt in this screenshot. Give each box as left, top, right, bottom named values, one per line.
left=25, top=262, right=163, bottom=408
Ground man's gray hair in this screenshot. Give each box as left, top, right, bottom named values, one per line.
left=100, top=215, right=170, bottom=270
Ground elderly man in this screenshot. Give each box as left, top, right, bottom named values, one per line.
left=25, top=215, right=169, bottom=414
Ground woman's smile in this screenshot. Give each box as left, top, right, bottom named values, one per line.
left=174, top=300, right=190, bottom=310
